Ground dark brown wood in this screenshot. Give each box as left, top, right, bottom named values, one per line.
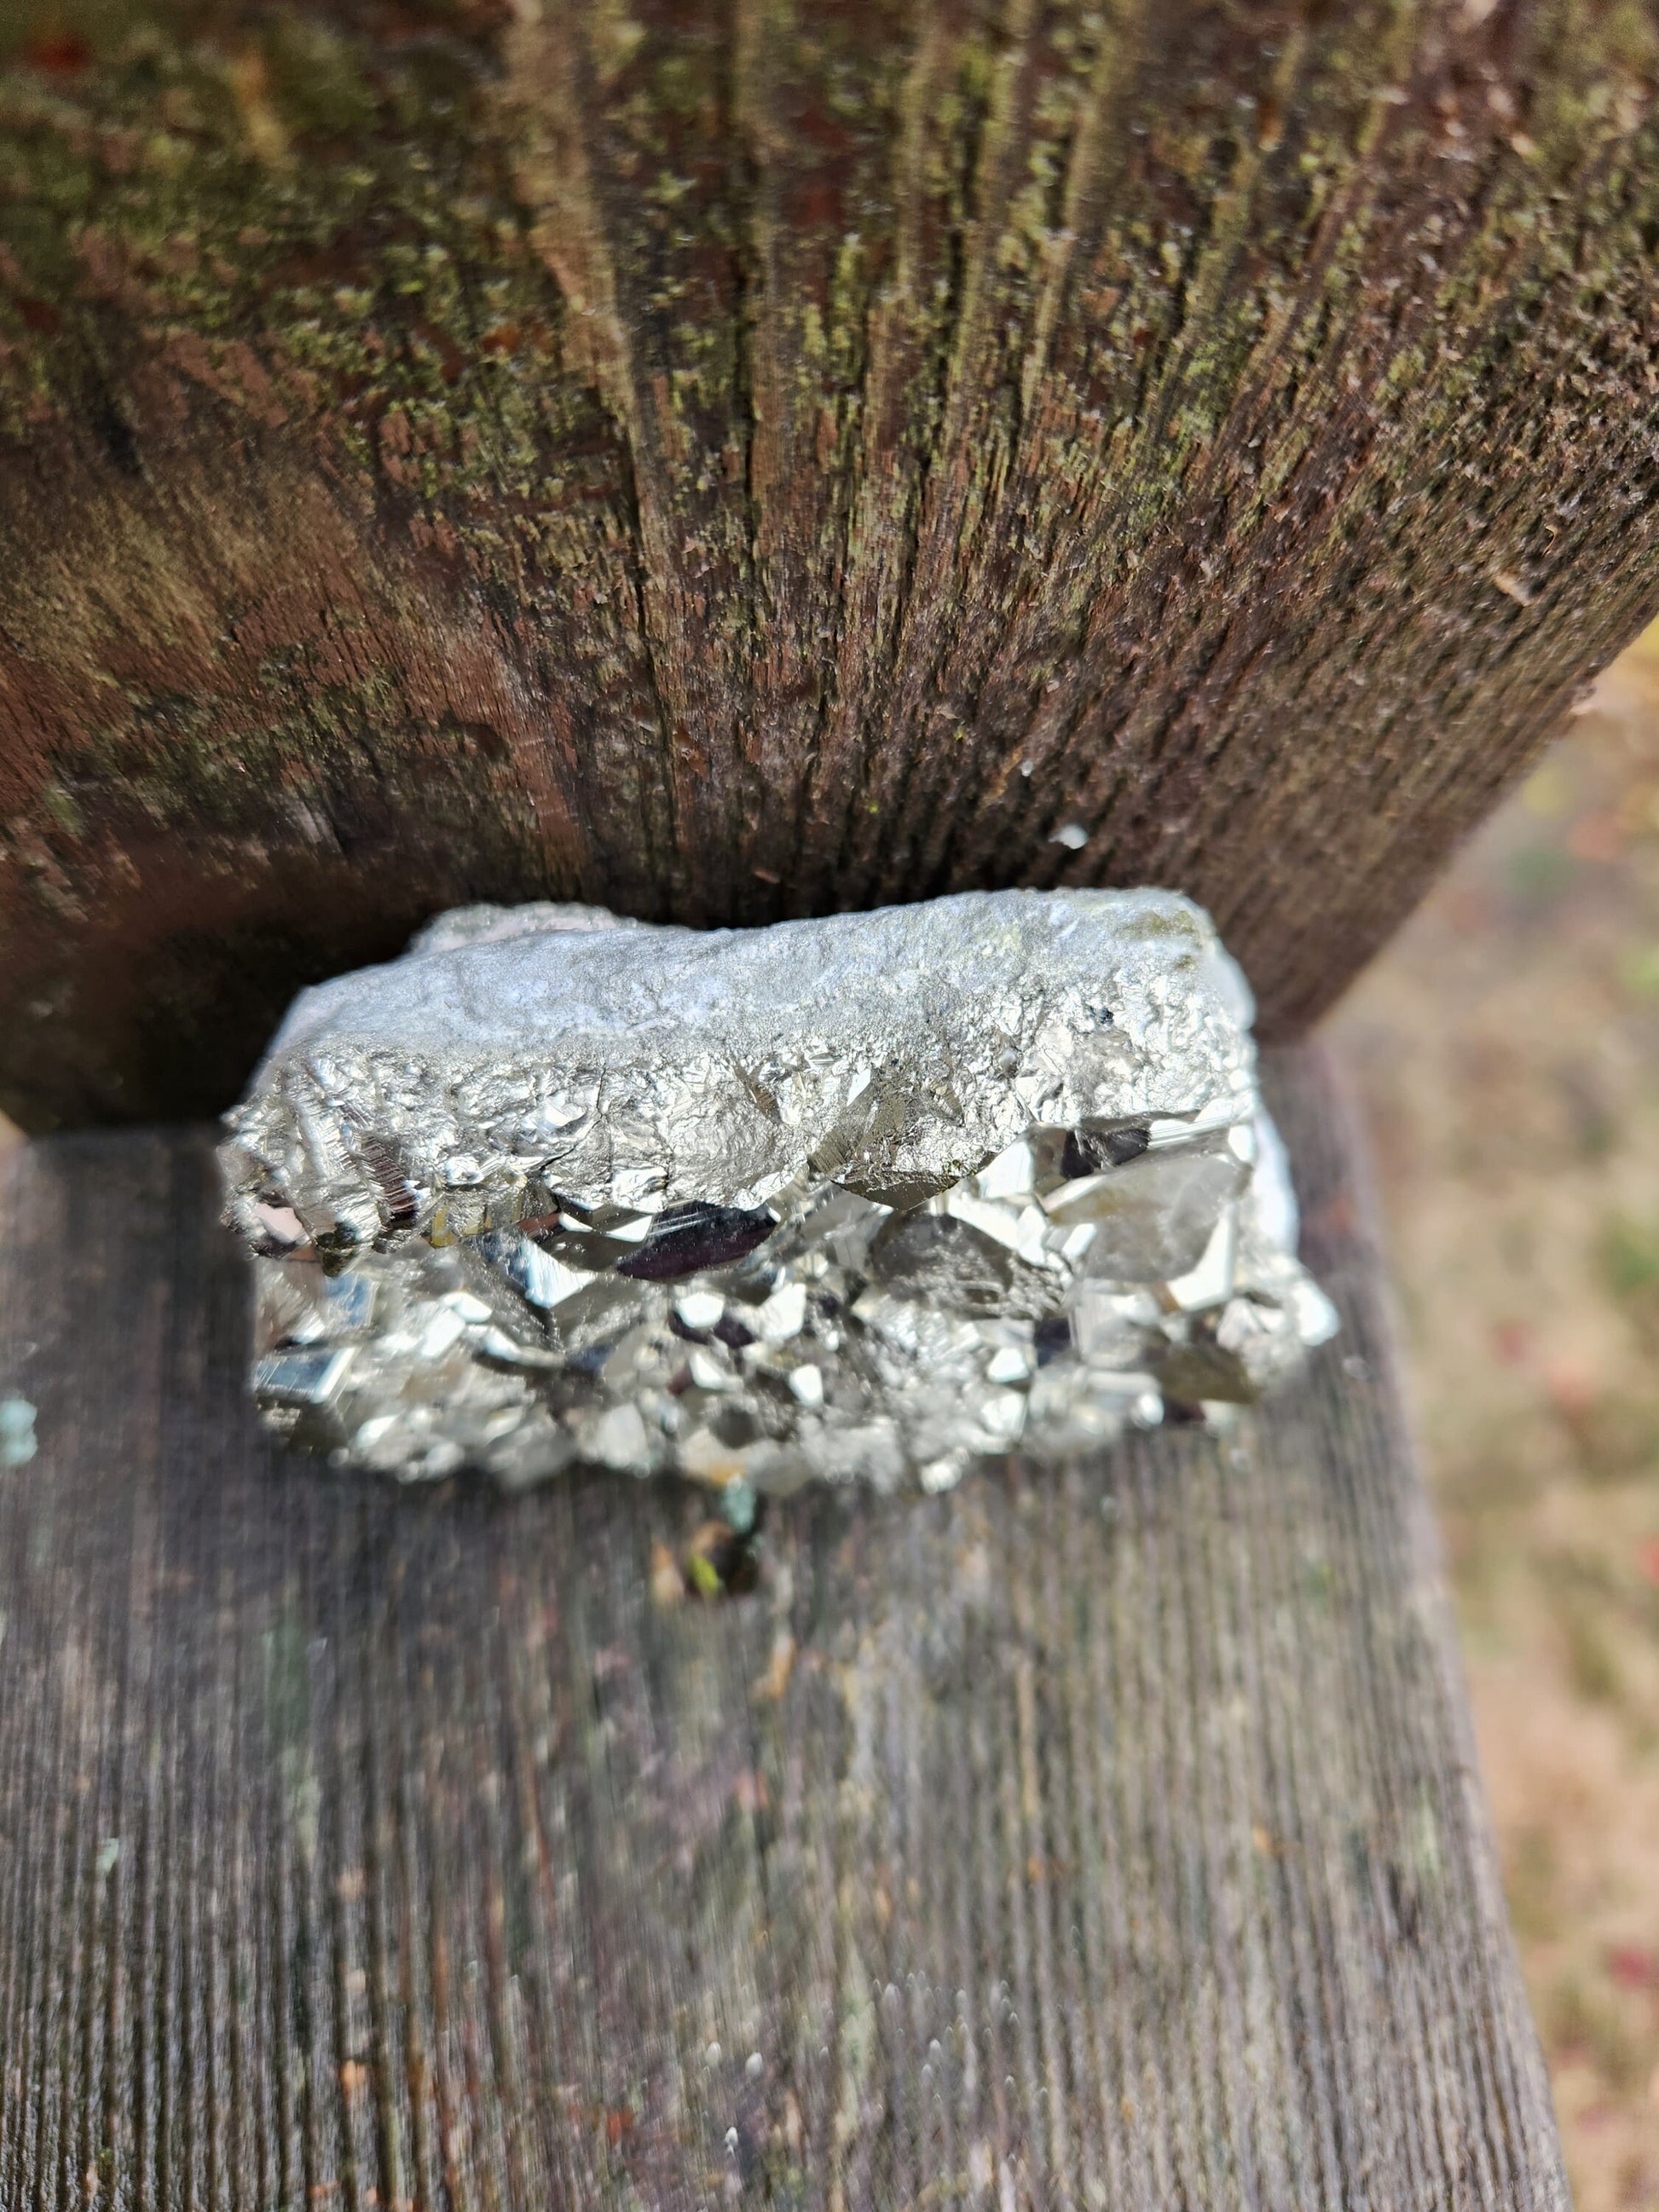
left=3, top=2, right=1659, bottom=1126
left=0, top=1047, right=1567, bottom=2207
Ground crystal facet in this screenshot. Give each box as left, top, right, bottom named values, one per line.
left=221, top=890, right=1338, bottom=1494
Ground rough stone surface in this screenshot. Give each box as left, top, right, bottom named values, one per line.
left=222, top=891, right=1336, bottom=1497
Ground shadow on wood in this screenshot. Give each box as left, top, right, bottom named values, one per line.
left=0, top=1048, right=1565, bottom=2207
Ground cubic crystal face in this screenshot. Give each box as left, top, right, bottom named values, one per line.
left=221, top=891, right=1338, bottom=1499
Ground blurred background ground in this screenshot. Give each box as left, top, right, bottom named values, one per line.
left=1332, top=625, right=1659, bottom=2211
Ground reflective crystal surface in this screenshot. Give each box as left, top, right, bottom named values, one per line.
left=222, top=890, right=1338, bottom=1499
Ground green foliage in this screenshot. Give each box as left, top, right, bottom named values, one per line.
left=1601, top=1214, right=1659, bottom=1311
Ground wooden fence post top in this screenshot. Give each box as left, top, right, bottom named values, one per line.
left=0, top=1045, right=1571, bottom=2207
left=2, top=2, right=1658, bottom=1124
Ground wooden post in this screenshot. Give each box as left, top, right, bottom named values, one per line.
left=0, top=9, right=1616, bottom=2198
left=3, top=1, right=1657, bottom=1123
left=0, top=1053, right=1570, bottom=2207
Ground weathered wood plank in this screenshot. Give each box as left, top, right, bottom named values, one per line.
left=0, top=1047, right=1566, bottom=2207
left=4, top=3, right=1659, bottom=1125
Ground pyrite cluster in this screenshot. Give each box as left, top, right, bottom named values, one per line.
left=222, top=891, right=1336, bottom=1505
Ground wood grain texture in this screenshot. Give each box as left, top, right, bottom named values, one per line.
left=4, top=1, right=1659, bottom=1125
left=0, top=1047, right=1566, bottom=2207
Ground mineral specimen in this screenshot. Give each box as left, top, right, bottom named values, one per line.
left=221, top=890, right=1337, bottom=1499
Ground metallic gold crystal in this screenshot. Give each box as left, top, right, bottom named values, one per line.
left=222, top=890, right=1338, bottom=1496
